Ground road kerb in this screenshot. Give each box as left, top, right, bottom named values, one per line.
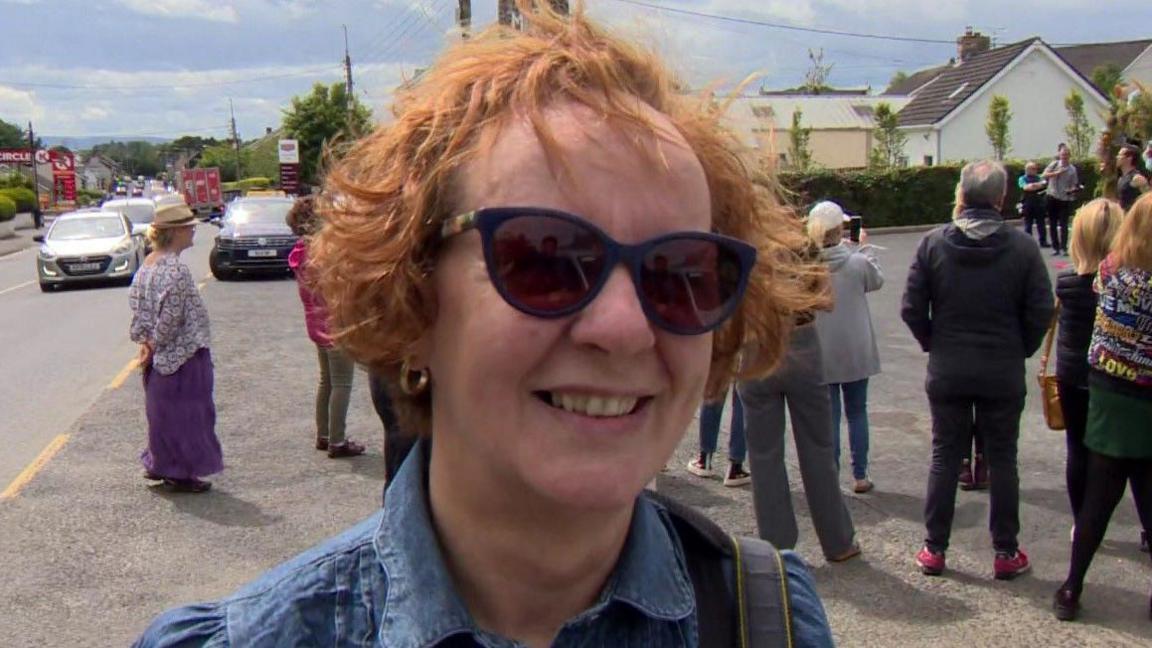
left=108, top=358, right=141, bottom=390
left=0, top=434, right=70, bottom=500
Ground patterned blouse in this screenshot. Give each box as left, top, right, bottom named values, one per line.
left=129, top=254, right=211, bottom=376
left=1088, top=254, right=1152, bottom=392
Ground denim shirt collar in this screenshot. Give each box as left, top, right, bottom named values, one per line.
left=373, top=441, right=695, bottom=647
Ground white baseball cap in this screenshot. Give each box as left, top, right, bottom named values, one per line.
left=808, top=201, right=849, bottom=230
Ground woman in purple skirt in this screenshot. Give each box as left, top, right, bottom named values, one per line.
left=128, top=203, right=223, bottom=493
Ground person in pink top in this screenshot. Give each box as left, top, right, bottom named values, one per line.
left=287, top=196, right=365, bottom=458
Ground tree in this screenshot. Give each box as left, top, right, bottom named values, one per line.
left=1063, top=90, right=1096, bottom=159
left=788, top=108, right=813, bottom=171
left=802, top=49, right=834, bottom=95
left=888, top=70, right=909, bottom=90
left=869, top=102, right=907, bottom=170
left=0, top=118, right=26, bottom=148
left=985, top=95, right=1012, bottom=160
left=1091, top=63, right=1124, bottom=98
left=281, top=82, right=373, bottom=184
left=197, top=143, right=252, bottom=182
left=91, top=140, right=163, bottom=177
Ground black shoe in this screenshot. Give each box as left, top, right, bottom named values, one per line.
left=1140, top=530, right=1148, bottom=553
left=1052, top=249, right=1062, bottom=257
left=1053, top=587, right=1080, bottom=621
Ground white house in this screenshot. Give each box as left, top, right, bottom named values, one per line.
left=891, top=34, right=1110, bottom=166
left=726, top=95, right=911, bottom=170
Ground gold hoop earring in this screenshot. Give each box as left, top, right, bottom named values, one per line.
left=399, top=359, right=430, bottom=396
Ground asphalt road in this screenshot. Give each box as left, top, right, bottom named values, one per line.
left=0, top=226, right=1148, bottom=647
left=0, top=224, right=214, bottom=489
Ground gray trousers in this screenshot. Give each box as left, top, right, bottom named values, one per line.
left=738, top=326, right=857, bottom=558
left=315, top=345, right=355, bottom=445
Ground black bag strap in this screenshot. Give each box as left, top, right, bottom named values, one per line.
left=732, top=535, right=793, bottom=648
left=644, top=491, right=792, bottom=648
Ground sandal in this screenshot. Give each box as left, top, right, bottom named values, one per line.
left=328, top=440, right=366, bottom=459
left=165, top=478, right=212, bottom=493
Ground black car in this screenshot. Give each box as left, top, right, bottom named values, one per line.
left=209, top=197, right=298, bottom=280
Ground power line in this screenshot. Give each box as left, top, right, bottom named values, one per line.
left=0, top=66, right=341, bottom=91
left=608, top=0, right=956, bottom=45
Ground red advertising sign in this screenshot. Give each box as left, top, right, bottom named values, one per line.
left=55, top=174, right=76, bottom=202
left=49, top=150, right=75, bottom=175
left=205, top=168, right=221, bottom=202
left=0, top=148, right=32, bottom=165
left=279, top=163, right=300, bottom=195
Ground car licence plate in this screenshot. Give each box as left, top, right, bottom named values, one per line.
left=68, top=262, right=102, bottom=272
left=247, top=249, right=277, bottom=258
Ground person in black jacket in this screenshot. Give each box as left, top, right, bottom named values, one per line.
left=1055, top=199, right=1123, bottom=523
left=1115, top=144, right=1148, bottom=212
left=902, top=160, right=1055, bottom=580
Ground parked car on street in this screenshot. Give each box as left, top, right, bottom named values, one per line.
left=209, top=196, right=298, bottom=280
left=34, top=210, right=147, bottom=292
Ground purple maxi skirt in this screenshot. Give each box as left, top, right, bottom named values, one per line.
left=141, top=347, right=224, bottom=480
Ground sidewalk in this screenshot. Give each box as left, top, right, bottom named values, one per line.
left=0, top=231, right=1147, bottom=647
left=0, top=212, right=39, bottom=257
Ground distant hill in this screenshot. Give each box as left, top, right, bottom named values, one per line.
left=40, top=135, right=173, bottom=149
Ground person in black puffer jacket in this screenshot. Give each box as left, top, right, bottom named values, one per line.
left=1055, top=199, right=1123, bottom=522
left=902, top=160, right=1055, bottom=579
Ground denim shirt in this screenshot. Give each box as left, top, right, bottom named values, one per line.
left=134, top=443, right=834, bottom=647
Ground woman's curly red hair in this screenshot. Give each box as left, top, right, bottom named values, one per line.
left=312, top=1, right=827, bottom=436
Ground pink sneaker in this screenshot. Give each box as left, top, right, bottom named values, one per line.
left=916, top=546, right=945, bottom=576
left=994, top=550, right=1031, bottom=580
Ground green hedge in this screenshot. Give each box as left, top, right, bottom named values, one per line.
left=778, top=160, right=1101, bottom=228
left=221, top=177, right=273, bottom=193
left=0, top=173, right=32, bottom=190
left=0, top=195, right=15, bottom=222
left=76, top=189, right=105, bottom=207
left=0, top=187, right=36, bottom=213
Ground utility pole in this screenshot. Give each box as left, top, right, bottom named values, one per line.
left=27, top=121, right=42, bottom=227
left=457, top=0, right=471, bottom=39
left=229, top=99, right=242, bottom=180
left=343, top=25, right=354, bottom=119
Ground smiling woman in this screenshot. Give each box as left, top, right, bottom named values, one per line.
left=135, top=3, right=833, bottom=647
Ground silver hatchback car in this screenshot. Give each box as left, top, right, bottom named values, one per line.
left=35, top=210, right=147, bottom=292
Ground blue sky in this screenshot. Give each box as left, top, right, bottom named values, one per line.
left=1, top=0, right=1149, bottom=139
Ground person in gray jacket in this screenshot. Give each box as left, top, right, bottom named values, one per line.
left=902, top=160, right=1054, bottom=580
left=807, top=201, right=884, bottom=494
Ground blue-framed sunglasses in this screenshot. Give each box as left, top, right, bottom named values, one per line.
left=440, top=207, right=757, bottom=335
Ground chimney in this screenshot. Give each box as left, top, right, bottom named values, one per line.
left=956, top=27, right=991, bottom=63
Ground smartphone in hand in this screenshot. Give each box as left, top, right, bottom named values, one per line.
left=847, top=216, right=863, bottom=243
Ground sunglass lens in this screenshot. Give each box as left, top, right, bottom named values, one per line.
left=489, top=214, right=605, bottom=314
left=640, top=239, right=743, bottom=332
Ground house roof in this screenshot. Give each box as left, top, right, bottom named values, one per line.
left=726, top=95, right=912, bottom=148
left=884, top=65, right=949, bottom=96
left=897, top=39, right=1039, bottom=127
left=1055, top=39, right=1152, bottom=81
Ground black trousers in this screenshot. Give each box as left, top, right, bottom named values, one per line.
left=1058, top=381, right=1091, bottom=519
left=1062, top=451, right=1152, bottom=593
left=368, top=373, right=415, bottom=486
left=1022, top=201, right=1046, bottom=245
left=1046, top=198, right=1073, bottom=252
left=925, top=395, right=1024, bottom=553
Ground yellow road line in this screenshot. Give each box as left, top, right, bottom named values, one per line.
left=0, top=434, right=70, bottom=500
left=0, top=279, right=34, bottom=296
left=108, top=357, right=141, bottom=390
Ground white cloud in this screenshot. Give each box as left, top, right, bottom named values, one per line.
left=115, top=0, right=239, bottom=23
left=0, top=85, right=43, bottom=124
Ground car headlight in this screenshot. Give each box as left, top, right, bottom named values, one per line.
left=39, top=246, right=56, bottom=261
left=112, top=238, right=134, bottom=255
